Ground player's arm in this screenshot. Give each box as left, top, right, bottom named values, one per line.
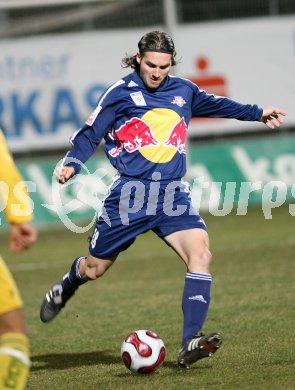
left=61, top=91, right=117, bottom=179
left=192, top=88, right=263, bottom=121
left=190, top=83, right=286, bottom=125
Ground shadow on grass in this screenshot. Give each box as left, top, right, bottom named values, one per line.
left=115, top=360, right=212, bottom=378
left=31, top=350, right=121, bottom=371
left=31, top=352, right=213, bottom=373
left=163, top=360, right=212, bottom=371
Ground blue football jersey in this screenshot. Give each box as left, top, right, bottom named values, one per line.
left=64, top=71, right=262, bottom=180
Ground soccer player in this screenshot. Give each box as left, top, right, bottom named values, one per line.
left=0, top=129, right=38, bottom=389
left=40, top=31, right=286, bottom=368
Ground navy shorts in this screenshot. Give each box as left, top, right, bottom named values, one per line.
left=89, top=175, right=207, bottom=259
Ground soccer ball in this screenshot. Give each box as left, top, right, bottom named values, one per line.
left=121, top=329, right=166, bottom=374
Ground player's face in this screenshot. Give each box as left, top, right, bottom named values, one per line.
left=136, top=52, right=172, bottom=89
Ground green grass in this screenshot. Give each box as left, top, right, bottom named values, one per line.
left=1, top=205, right=295, bottom=389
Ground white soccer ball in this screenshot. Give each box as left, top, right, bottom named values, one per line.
left=121, top=329, right=166, bottom=374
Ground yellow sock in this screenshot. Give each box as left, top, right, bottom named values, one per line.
left=0, top=333, right=30, bottom=390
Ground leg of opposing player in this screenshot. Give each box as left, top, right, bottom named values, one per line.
left=0, top=326, right=30, bottom=390
left=0, top=257, right=31, bottom=390
left=164, top=228, right=222, bottom=368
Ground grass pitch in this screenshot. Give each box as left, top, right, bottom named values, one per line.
left=2, top=205, right=295, bottom=389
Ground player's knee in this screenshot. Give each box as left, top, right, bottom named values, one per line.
left=198, top=246, right=212, bottom=266
left=204, top=247, right=213, bottom=266
left=187, top=246, right=212, bottom=273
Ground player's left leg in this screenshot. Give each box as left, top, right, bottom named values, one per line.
left=164, top=228, right=213, bottom=342
left=164, top=228, right=222, bottom=367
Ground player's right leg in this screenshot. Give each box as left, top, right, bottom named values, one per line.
left=40, top=175, right=148, bottom=323
left=40, top=255, right=114, bottom=323
left=40, top=177, right=149, bottom=322
left=39, top=206, right=137, bottom=323
left=0, top=256, right=30, bottom=390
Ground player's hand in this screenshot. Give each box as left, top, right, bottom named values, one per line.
left=54, top=166, right=75, bottom=184
left=9, top=222, right=38, bottom=253
left=261, top=106, right=286, bottom=129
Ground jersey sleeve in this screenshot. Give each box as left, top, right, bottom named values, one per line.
left=0, top=130, right=33, bottom=225
left=63, top=80, right=124, bottom=174
left=190, top=84, right=263, bottom=121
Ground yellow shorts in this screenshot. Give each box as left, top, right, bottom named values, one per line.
left=0, top=256, right=23, bottom=315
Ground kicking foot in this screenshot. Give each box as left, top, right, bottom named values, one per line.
left=40, top=281, right=75, bottom=323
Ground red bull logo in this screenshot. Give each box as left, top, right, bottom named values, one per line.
left=109, top=117, right=159, bottom=156
left=109, top=108, right=187, bottom=163
left=164, top=117, right=187, bottom=154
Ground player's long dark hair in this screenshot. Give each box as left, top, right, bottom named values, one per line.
left=121, top=31, right=177, bottom=72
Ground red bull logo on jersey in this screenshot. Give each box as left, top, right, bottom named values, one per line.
left=108, top=108, right=187, bottom=163
left=164, top=116, right=187, bottom=154
left=108, top=117, right=159, bottom=155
